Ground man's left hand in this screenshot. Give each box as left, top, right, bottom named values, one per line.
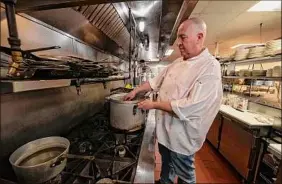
left=138, top=100, right=155, bottom=110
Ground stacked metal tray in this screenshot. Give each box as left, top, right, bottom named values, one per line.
left=0, top=51, right=122, bottom=80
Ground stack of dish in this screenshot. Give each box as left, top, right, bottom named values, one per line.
left=234, top=48, right=250, bottom=61
left=266, top=69, right=273, bottom=77
left=247, top=46, right=265, bottom=59
left=252, top=70, right=267, bottom=77
left=229, top=52, right=236, bottom=61
left=239, top=69, right=251, bottom=77
left=272, top=66, right=281, bottom=77
left=264, top=39, right=282, bottom=56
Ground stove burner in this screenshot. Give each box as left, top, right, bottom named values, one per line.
left=78, top=141, right=94, bottom=154
left=115, top=145, right=126, bottom=158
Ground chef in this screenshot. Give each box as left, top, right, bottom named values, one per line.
left=124, top=17, right=222, bottom=184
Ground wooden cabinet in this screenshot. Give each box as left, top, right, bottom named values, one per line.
left=207, top=114, right=222, bottom=149
left=219, top=116, right=254, bottom=179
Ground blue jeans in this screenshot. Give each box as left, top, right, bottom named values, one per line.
left=158, top=143, right=196, bottom=184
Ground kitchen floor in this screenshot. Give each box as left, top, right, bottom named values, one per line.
left=154, top=141, right=242, bottom=183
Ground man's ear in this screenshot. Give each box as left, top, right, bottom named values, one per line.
left=197, top=33, right=204, bottom=41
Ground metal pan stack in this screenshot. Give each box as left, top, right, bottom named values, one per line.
left=264, top=39, right=282, bottom=56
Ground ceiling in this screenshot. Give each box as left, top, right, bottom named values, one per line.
left=165, top=0, right=282, bottom=61
left=127, top=1, right=162, bottom=61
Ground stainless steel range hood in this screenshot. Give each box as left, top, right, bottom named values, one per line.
left=27, top=6, right=133, bottom=61
left=13, top=0, right=198, bottom=62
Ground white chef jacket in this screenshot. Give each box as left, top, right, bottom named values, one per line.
left=149, top=48, right=223, bottom=156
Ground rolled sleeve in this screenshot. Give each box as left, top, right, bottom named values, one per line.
left=171, top=75, right=222, bottom=121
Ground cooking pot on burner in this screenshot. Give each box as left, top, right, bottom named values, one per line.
left=108, top=93, right=146, bottom=131
left=9, top=136, right=70, bottom=184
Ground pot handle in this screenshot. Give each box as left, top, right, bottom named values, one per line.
left=50, top=155, right=66, bottom=168
left=133, top=105, right=138, bottom=115
left=133, top=105, right=146, bottom=114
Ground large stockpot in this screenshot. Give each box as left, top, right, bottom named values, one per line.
left=9, top=136, right=70, bottom=184
left=109, top=93, right=146, bottom=131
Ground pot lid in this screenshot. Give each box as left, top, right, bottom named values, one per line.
left=108, top=93, right=145, bottom=104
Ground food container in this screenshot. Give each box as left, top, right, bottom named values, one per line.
left=108, top=93, right=146, bottom=131
left=272, top=66, right=281, bottom=77
left=251, top=70, right=267, bottom=77
left=266, top=69, right=273, bottom=77
left=227, top=70, right=236, bottom=76
left=239, top=69, right=251, bottom=77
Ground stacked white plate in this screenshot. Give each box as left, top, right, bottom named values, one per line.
left=234, top=48, right=249, bottom=61
left=272, top=66, right=281, bottom=77
left=247, top=46, right=265, bottom=59
left=264, top=39, right=282, bottom=56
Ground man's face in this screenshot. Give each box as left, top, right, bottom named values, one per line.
left=177, top=23, right=201, bottom=59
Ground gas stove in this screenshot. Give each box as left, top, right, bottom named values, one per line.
left=52, top=112, right=143, bottom=184
left=1, top=112, right=144, bottom=184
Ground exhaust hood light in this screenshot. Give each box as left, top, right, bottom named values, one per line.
left=131, top=1, right=158, bottom=17
left=165, top=49, right=174, bottom=56
left=139, top=21, right=145, bottom=32
left=248, top=1, right=281, bottom=12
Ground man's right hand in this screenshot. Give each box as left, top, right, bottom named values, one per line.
left=123, top=90, right=137, bottom=101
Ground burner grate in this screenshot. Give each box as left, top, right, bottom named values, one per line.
left=58, top=112, right=144, bottom=184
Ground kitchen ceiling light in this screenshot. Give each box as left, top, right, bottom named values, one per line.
left=247, top=1, right=281, bottom=12
left=131, top=1, right=158, bottom=17
left=139, top=21, right=145, bottom=32
left=165, top=49, right=174, bottom=56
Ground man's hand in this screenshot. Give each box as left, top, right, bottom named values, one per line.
left=123, top=90, right=137, bottom=101
left=138, top=100, right=155, bottom=110
left=123, top=82, right=153, bottom=101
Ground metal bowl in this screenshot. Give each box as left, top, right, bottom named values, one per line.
left=9, top=136, right=70, bottom=184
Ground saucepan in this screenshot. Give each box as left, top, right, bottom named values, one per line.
left=9, top=136, right=95, bottom=184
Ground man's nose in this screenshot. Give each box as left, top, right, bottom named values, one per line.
left=176, top=38, right=182, bottom=47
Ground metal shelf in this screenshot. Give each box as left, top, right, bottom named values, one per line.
left=1, top=79, right=71, bottom=94
left=221, top=55, right=281, bottom=65
left=0, top=76, right=126, bottom=94
left=223, top=91, right=281, bottom=110
left=223, top=76, right=281, bottom=81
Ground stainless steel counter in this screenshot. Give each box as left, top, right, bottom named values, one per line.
left=134, top=110, right=156, bottom=183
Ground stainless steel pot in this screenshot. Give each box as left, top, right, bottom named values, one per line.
left=9, top=136, right=70, bottom=184
left=109, top=93, right=146, bottom=131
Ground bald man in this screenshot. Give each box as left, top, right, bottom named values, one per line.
left=124, top=18, right=222, bottom=184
